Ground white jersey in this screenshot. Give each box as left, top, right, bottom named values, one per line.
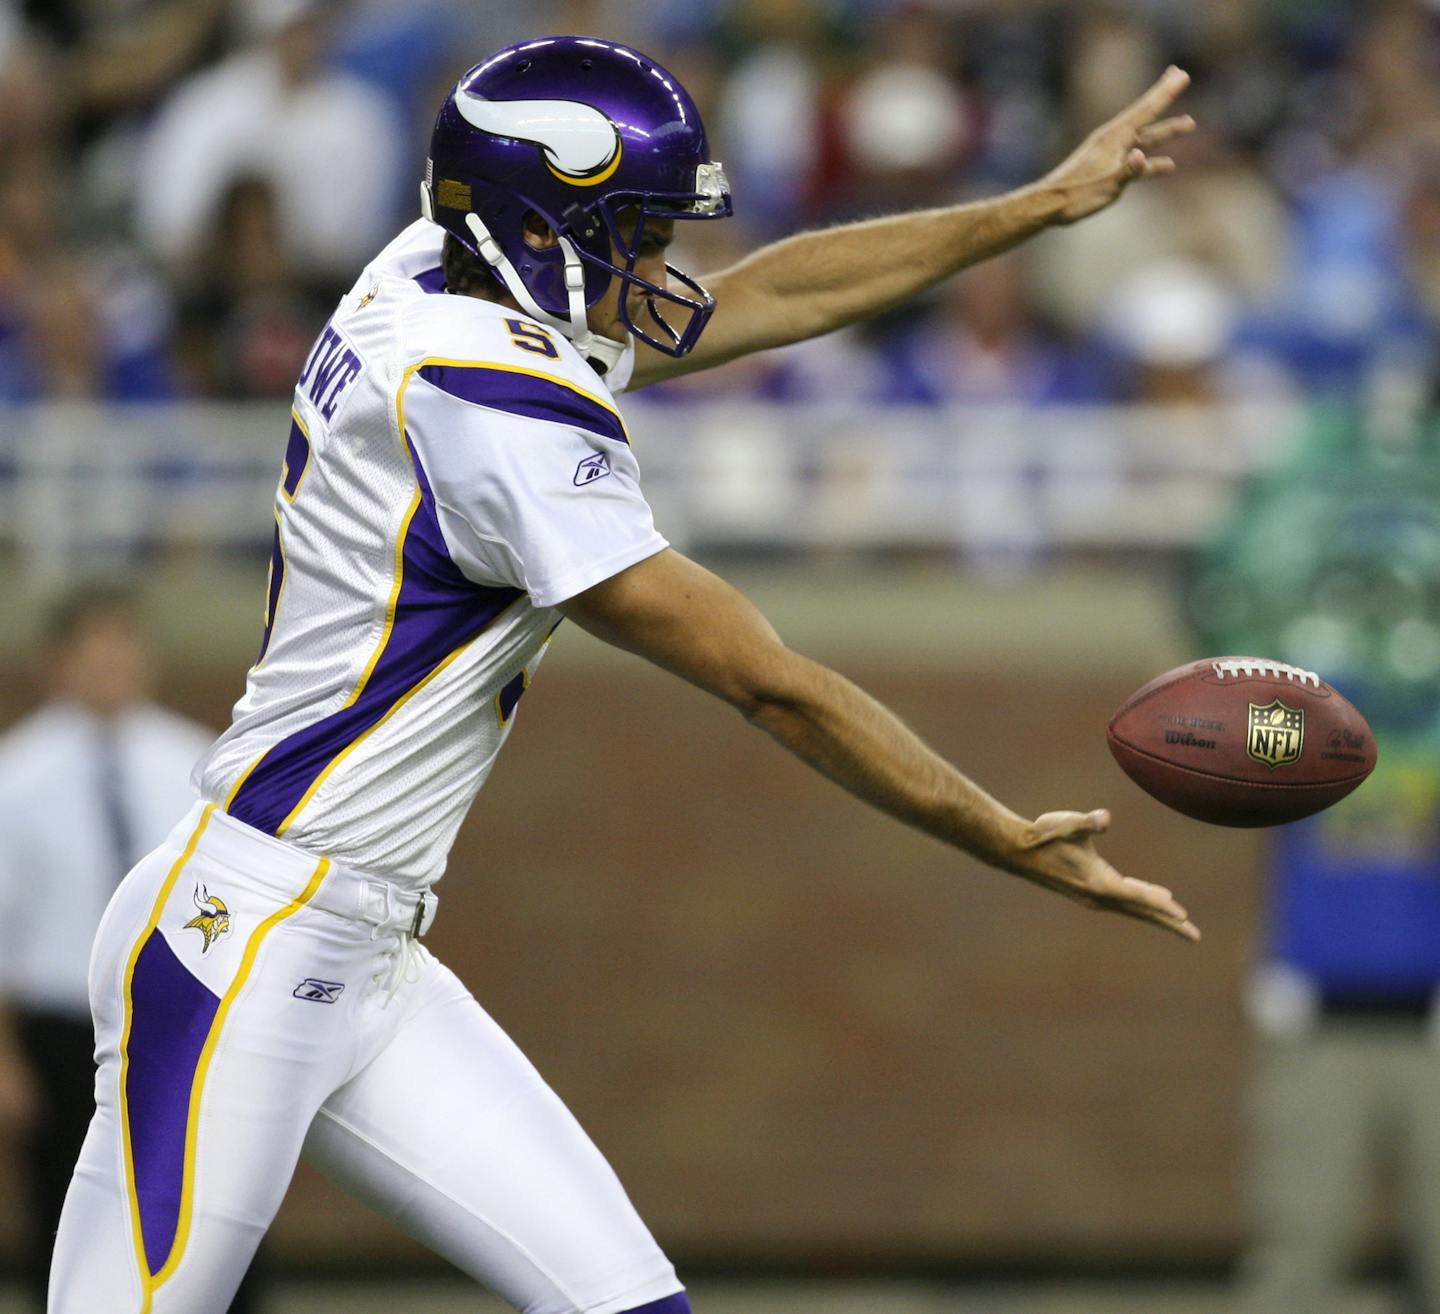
left=195, top=220, right=663, bottom=887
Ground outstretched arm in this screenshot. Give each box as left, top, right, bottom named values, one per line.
left=630, top=66, right=1193, bottom=389
left=558, top=548, right=1199, bottom=943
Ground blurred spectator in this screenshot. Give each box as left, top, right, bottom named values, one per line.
left=134, top=0, right=404, bottom=287
left=0, top=586, right=244, bottom=1311
left=1102, top=257, right=1242, bottom=405
left=174, top=175, right=333, bottom=398
left=717, top=0, right=832, bottom=234
left=1191, top=417, right=1440, bottom=1314
left=882, top=250, right=1121, bottom=406
left=0, top=247, right=175, bottom=403
left=0, top=0, right=1434, bottom=416
left=837, top=3, right=972, bottom=215
left=1065, top=4, right=1163, bottom=129
left=1032, top=144, right=1289, bottom=353
left=0, top=21, right=179, bottom=403
left=21, top=0, right=228, bottom=141
left=1238, top=726, right=1440, bottom=1314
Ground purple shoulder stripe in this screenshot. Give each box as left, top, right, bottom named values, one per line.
left=418, top=362, right=628, bottom=446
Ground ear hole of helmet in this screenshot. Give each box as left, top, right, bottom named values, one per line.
left=520, top=211, right=559, bottom=250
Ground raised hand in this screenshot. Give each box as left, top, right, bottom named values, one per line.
left=1042, top=66, right=1196, bottom=226
left=1005, top=808, right=1201, bottom=943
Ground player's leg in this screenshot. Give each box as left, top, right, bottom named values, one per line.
left=1236, top=1025, right=1380, bottom=1314
left=48, top=806, right=357, bottom=1314
left=303, top=951, right=688, bottom=1314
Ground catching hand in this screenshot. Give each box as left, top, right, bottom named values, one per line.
left=1042, top=66, right=1195, bottom=226
left=1007, top=808, right=1200, bottom=943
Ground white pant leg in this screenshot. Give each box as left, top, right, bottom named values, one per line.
left=303, top=952, right=683, bottom=1314
left=49, top=807, right=377, bottom=1314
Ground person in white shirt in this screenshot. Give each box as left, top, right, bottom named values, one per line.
left=48, top=37, right=1199, bottom=1314
left=134, top=0, right=404, bottom=283
left=0, top=586, right=221, bottom=1310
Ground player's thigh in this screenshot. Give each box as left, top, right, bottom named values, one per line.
left=304, top=955, right=684, bottom=1314
left=51, top=824, right=357, bottom=1313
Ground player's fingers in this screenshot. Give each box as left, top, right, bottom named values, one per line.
left=1140, top=155, right=1176, bottom=177
left=1080, top=858, right=1201, bottom=942
left=1117, top=871, right=1182, bottom=906
left=1136, top=114, right=1195, bottom=148
left=1111, top=893, right=1202, bottom=943
left=1124, top=147, right=1148, bottom=179
left=1122, top=878, right=1200, bottom=941
left=1121, top=65, right=1190, bottom=126
left=1150, top=910, right=1202, bottom=943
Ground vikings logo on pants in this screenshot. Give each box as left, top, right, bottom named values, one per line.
left=183, top=884, right=231, bottom=954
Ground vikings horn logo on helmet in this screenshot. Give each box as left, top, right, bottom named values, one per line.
left=453, top=90, right=623, bottom=186
left=184, top=883, right=233, bottom=955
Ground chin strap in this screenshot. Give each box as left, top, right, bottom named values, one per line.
left=462, top=213, right=627, bottom=375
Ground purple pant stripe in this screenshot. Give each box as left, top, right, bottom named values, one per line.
left=124, top=929, right=220, bottom=1275
left=622, top=1296, right=691, bottom=1314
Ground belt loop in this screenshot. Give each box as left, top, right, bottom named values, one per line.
left=362, top=880, right=392, bottom=937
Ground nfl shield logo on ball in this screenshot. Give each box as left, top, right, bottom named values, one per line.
left=1247, top=700, right=1305, bottom=770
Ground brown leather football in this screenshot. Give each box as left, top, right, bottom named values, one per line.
left=1107, top=657, right=1377, bottom=827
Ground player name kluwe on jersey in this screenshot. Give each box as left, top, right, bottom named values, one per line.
left=297, top=320, right=365, bottom=422
left=192, top=219, right=663, bottom=889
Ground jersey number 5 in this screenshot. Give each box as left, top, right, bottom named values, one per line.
left=257, top=411, right=312, bottom=665
left=505, top=318, right=559, bottom=360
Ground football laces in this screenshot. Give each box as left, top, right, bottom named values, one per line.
left=1210, top=658, right=1320, bottom=687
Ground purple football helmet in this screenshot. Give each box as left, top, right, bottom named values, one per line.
left=421, top=36, right=733, bottom=369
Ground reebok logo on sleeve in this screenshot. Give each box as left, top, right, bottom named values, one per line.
left=574, top=452, right=611, bottom=487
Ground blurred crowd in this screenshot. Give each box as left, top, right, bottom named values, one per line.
left=0, top=0, right=1438, bottom=416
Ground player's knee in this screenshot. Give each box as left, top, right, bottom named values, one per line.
left=620, top=1296, right=692, bottom=1314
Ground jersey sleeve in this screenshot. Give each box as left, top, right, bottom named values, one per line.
left=401, top=361, right=667, bottom=607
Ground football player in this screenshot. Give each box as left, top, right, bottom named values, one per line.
left=49, top=36, right=1197, bottom=1314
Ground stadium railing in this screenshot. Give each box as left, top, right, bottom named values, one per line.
left=0, top=399, right=1300, bottom=582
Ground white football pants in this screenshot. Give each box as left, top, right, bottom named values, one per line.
left=48, top=802, right=684, bottom=1314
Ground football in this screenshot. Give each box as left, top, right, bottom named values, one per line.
left=1107, top=657, right=1377, bottom=827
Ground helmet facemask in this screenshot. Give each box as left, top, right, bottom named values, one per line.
left=576, top=161, right=733, bottom=358
left=425, top=160, right=732, bottom=371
